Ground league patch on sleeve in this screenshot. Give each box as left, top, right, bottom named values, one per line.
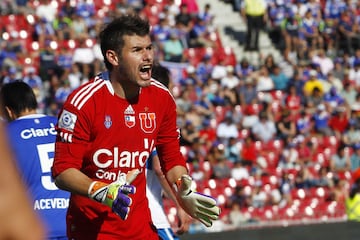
left=58, top=110, right=77, bottom=132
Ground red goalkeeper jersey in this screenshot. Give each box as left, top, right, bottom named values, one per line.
left=52, top=72, right=186, bottom=239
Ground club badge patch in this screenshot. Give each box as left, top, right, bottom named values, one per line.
left=58, top=109, right=77, bottom=132
left=104, top=115, right=112, bottom=129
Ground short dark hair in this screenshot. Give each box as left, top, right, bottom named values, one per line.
left=0, top=81, right=37, bottom=118
left=151, top=63, right=170, bottom=88
left=99, top=14, right=150, bottom=70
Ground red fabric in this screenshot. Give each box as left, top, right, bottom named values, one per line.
left=53, top=74, right=186, bottom=239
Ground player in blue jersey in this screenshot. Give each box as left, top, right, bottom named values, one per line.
left=146, top=64, right=191, bottom=240
left=0, top=81, right=69, bottom=239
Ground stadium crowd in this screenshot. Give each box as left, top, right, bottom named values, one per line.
left=1, top=0, right=360, bottom=234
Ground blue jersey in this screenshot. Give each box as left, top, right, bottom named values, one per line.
left=6, top=114, right=69, bottom=239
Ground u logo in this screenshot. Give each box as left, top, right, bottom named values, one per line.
left=139, top=113, right=156, bottom=133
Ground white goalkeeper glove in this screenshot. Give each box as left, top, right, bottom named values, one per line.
left=88, top=169, right=140, bottom=220
left=174, top=175, right=220, bottom=227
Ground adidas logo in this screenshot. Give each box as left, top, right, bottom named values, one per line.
left=124, top=105, right=135, bottom=115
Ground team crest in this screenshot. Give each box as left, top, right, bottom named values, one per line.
left=124, top=105, right=136, bottom=128
left=139, top=112, right=156, bottom=133
left=104, top=115, right=112, bottom=129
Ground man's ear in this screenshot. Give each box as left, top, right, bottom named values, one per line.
left=106, top=50, right=119, bottom=66
left=5, top=106, right=16, bottom=121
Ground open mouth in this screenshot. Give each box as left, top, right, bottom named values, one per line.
left=139, top=65, right=152, bottom=80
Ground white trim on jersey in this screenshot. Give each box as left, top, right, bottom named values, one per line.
left=150, top=79, right=175, bottom=102
left=70, top=80, right=106, bottom=110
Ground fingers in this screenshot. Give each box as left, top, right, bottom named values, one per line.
left=126, top=169, right=140, bottom=184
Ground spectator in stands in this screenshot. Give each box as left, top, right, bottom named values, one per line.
left=251, top=111, right=276, bottom=143
left=327, top=177, right=348, bottom=203
left=330, top=145, right=351, bottom=174
left=338, top=9, right=359, bottom=55
left=251, top=180, right=269, bottom=208
left=196, top=54, right=214, bottom=83
left=235, top=57, right=254, bottom=79
left=240, top=135, right=257, bottom=169
left=220, top=65, right=240, bottom=90
left=227, top=202, right=252, bottom=227
left=296, top=135, right=313, bottom=166
left=210, top=154, right=231, bottom=180
left=311, top=103, right=333, bottom=136
left=303, top=69, right=324, bottom=97
left=323, top=86, right=345, bottom=109
left=299, top=9, right=323, bottom=55
left=311, top=49, right=334, bottom=77
left=35, top=0, right=57, bottom=23
left=278, top=140, right=300, bottom=170
left=188, top=16, right=214, bottom=48
left=328, top=106, right=350, bottom=139
left=227, top=185, right=251, bottom=209
left=2, top=67, right=19, bottom=84
left=255, top=65, right=274, bottom=97
left=276, top=109, right=297, bottom=141
left=350, top=144, right=360, bottom=171
left=33, top=17, right=56, bottom=46
left=285, top=84, right=302, bottom=114
left=216, top=112, right=239, bottom=145
left=294, top=166, right=315, bottom=189
left=180, top=120, right=199, bottom=147
left=313, top=166, right=334, bottom=188
left=231, top=161, right=250, bottom=181
left=305, top=87, right=324, bottom=112
left=163, top=30, right=185, bottom=62
left=270, top=64, right=290, bottom=91
left=175, top=3, right=192, bottom=30
left=280, top=11, right=301, bottom=53
left=343, top=119, right=360, bottom=148
left=224, top=137, right=241, bottom=164
left=53, top=11, right=73, bottom=41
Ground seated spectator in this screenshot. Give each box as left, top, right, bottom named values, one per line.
left=342, top=119, right=360, bottom=147
left=323, top=86, right=345, bottom=109
left=330, top=145, right=351, bottom=173
left=303, top=70, right=325, bottom=98
left=313, top=166, right=334, bottom=188
left=251, top=111, right=277, bottom=143
left=240, top=135, right=258, bottom=168
left=328, top=106, right=350, bottom=140
left=270, top=64, right=290, bottom=91
left=231, top=161, right=249, bottom=181
left=255, top=65, right=275, bottom=95
left=296, top=110, right=313, bottom=137
left=294, top=166, right=315, bottom=189
left=285, top=85, right=302, bottom=113
left=305, top=87, right=324, bottom=111
left=180, top=120, right=199, bottom=147
left=311, top=104, right=333, bottom=136
left=278, top=141, right=300, bottom=170
left=188, top=16, right=214, bottom=48
left=251, top=181, right=269, bottom=208
left=326, top=177, right=348, bottom=203
left=216, top=112, right=239, bottom=145
left=235, top=58, right=255, bottom=79
left=211, top=155, right=231, bottom=180
left=276, top=109, right=297, bottom=141
left=350, top=144, right=360, bottom=171
left=224, top=137, right=241, bottom=163
left=227, top=202, right=254, bottom=227
left=227, top=185, right=252, bottom=209
left=163, top=30, right=184, bottom=62
left=220, top=66, right=240, bottom=90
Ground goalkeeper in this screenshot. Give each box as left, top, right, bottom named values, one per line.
left=52, top=14, right=220, bottom=239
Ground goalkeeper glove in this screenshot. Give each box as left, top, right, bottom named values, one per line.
left=174, top=175, right=220, bottom=227
left=88, top=169, right=140, bottom=220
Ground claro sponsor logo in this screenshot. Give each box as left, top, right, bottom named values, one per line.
left=93, top=147, right=151, bottom=181
left=21, top=123, right=57, bottom=139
